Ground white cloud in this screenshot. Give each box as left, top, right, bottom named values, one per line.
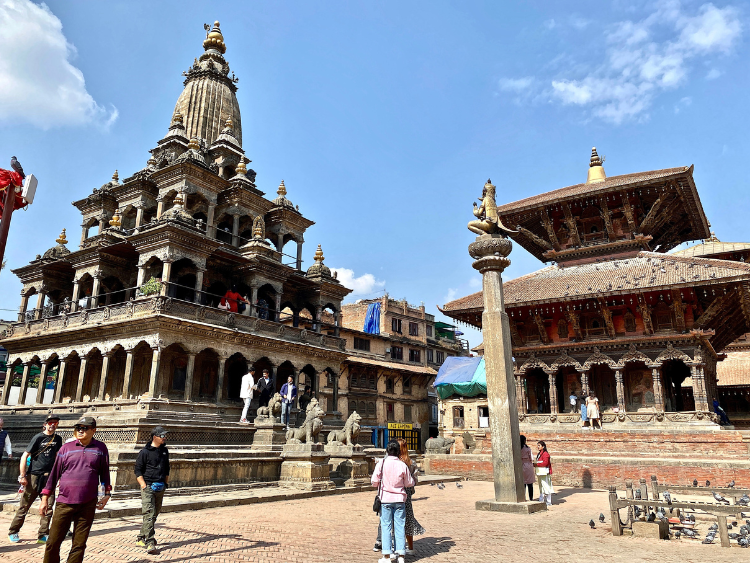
left=507, top=1, right=742, bottom=124
left=443, top=288, right=457, bottom=304
left=0, top=0, right=117, bottom=129
left=498, top=77, right=535, bottom=92
left=543, top=19, right=557, bottom=30
left=705, top=67, right=723, bottom=79
left=674, top=95, right=692, bottom=113
left=330, top=268, right=385, bottom=297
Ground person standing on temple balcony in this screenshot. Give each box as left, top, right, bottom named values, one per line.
left=239, top=368, right=255, bottom=424
left=586, top=392, right=601, bottom=430
left=134, top=426, right=170, bottom=554
left=0, top=418, right=12, bottom=461
left=8, top=414, right=62, bottom=544
left=222, top=285, right=247, bottom=313
left=255, top=369, right=274, bottom=408
left=280, top=375, right=297, bottom=429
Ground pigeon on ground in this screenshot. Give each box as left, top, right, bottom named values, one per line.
left=648, top=512, right=656, bottom=522
left=709, top=523, right=718, bottom=530
left=740, top=537, right=750, bottom=548
left=737, top=495, right=750, bottom=506
left=430, top=482, right=435, bottom=486
left=633, top=506, right=641, bottom=518
left=10, top=156, right=25, bottom=179
left=693, top=479, right=698, bottom=487
left=713, top=491, right=730, bottom=505
left=599, top=513, right=605, bottom=523
left=455, top=482, right=463, bottom=489
left=663, top=491, right=672, bottom=505
left=703, top=535, right=715, bottom=544
left=728, top=480, right=736, bottom=488
left=706, top=480, right=711, bottom=487
left=729, top=533, right=740, bottom=540
left=634, top=490, right=642, bottom=500
left=728, top=523, right=733, bottom=530
left=683, top=528, right=697, bottom=538
left=589, top=519, right=596, bottom=529
left=740, top=526, right=749, bottom=536
left=437, top=482, right=445, bottom=490
left=656, top=509, right=666, bottom=520
left=674, top=530, right=681, bottom=539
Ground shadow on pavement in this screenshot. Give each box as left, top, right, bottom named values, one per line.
left=413, top=536, right=455, bottom=557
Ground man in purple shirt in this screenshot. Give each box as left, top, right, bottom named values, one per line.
left=39, top=416, right=111, bottom=563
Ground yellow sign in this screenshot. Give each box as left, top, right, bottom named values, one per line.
left=388, top=423, right=413, bottom=430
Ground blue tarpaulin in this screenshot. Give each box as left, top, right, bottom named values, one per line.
left=433, top=356, right=486, bottom=399
left=363, top=302, right=381, bottom=334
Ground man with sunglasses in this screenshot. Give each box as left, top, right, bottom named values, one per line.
left=8, top=414, right=62, bottom=544
left=134, top=426, right=170, bottom=554
left=39, top=416, right=111, bottom=563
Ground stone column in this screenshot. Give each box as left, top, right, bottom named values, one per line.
left=70, top=280, right=81, bottom=312
left=147, top=347, right=161, bottom=397
left=160, top=260, right=172, bottom=296
left=121, top=349, right=135, bottom=399
left=135, top=206, right=144, bottom=228
left=296, top=240, right=303, bottom=270
left=194, top=268, right=205, bottom=304
left=648, top=364, right=665, bottom=412
left=206, top=203, right=216, bottom=239
left=216, top=355, right=228, bottom=403
left=91, top=275, right=102, bottom=308
left=545, top=369, right=559, bottom=415
left=690, top=363, right=709, bottom=412
left=615, top=369, right=626, bottom=412
left=35, top=361, right=51, bottom=404
left=75, top=355, right=89, bottom=402
left=314, top=306, right=322, bottom=333
left=276, top=232, right=284, bottom=253
left=80, top=225, right=88, bottom=246
left=136, top=265, right=147, bottom=288
left=334, top=310, right=341, bottom=337
left=469, top=234, right=539, bottom=511
left=1, top=363, right=13, bottom=405
left=250, top=285, right=259, bottom=317
left=54, top=359, right=68, bottom=404
left=232, top=214, right=240, bottom=247
left=184, top=353, right=196, bottom=402
left=18, top=292, right=30, bottom=321
left=156, top=196, right=165, bottom=219
left=34, top=289, right=46, bottom=320
left=97, top=217, right=105, bottom=235
left=515, top=374, right=525, bottom=414
left=18, top=362, right=32, bottom=405
left=97, top=352, right=113, bottom=400
left=579, top=370, right=590, bottom=396
left=274, top=293, right=282, bottom=323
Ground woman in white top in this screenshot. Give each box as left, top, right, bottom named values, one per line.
left=585, top=392, right=600, bottom=430
left=239, top=368, right=255, bottom=423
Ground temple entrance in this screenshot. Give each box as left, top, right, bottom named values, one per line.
left=225, top=353, right=249, bottom=401
left=275, top=360, right=296, bottom=394
left=662, top=360, right=692, bottom=412
left=589, top=364, right=617, bottom=412
left=557, top=367, right=581, bottom=413
left=525, top=368, right=549, bottom=413
left=624, top=361, right=655, bottom=412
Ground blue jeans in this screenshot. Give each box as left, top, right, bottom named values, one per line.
left=379, top=502, right=406, bottom=556
left=281, top=402, right=292, bottom=425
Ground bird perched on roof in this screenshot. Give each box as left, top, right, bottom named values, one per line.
left=589, top=519, right=596, bottom=529
left=599, top=513, right=605, bottom=523
left=634, top=489, right=642, bottom=499
left=456, top=482, right=463, bottom=489
left=693, top=479, right=698, bottom=487
left=738, top=495, right=750, bottom=506
left=10, top=156, right=24, bottom=179
left=647, top=512, right=656, bottom=522
left=713, top=491, right=730, bottom=505
left=728, top=480, right=736, bottom=488
left=706, top=480, right=711, bottom=487
left=663, top=491, right=672, bottom=505
left=437, top=482, right=445, bottom=490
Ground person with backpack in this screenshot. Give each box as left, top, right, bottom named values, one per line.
left=8, top=414, right=62, bottom=544
left=134, top=426, right=170, bottom=554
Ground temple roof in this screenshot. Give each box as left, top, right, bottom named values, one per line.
left=672, top=241, right=750, bottom=259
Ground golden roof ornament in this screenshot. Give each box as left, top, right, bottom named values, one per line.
left=188, top=137, right=200, bottom=151
left=314, top=244, right=324, bottom=264
left=235, top=157, right=247, bottom=176
left=112, top=170, right=119, bottom=183
left=173, top=111, right=184, bottom=125
left=225, top=117, right=233, bottom=130
left=109, top=209, right=122, bottom=228
left=277, top=180, right=287, bottom=197
left=55, top=229, right=68, bottom=245
left=586, top=147, right=606, bottom=184
left=468, top=178, right=516, bottom=236
left=203, top=21, right=226, bottom=54
left=173, top=192, right=185, bottom=207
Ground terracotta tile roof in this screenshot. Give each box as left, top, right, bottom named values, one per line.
left=672, top=242, right=750, bottom=258
left=345, top=355, right=437, bottom=375
left=443, top=251, right=750, bottom=310
left=496, top=167, right=690, bottom=214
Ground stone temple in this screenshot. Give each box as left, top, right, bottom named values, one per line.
left=0, top=22, right=356, bottom=489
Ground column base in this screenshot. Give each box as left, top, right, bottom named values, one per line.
left=475, top=499, right=547, bottom=514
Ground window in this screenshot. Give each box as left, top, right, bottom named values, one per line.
left=557, top=318, right=568, bottom=339
left=408, top=349, right=421, bottom=363
left=404, top=404, right=413, bottom=422
left=358, top=400, right=367, bottom=414
left=409, top=322, right=419, bottom=336
left=478, top=406, right=489, bottom=428
left=349, top=400, right=357, bottom=414
left=436, top=351, right=445, bottom=364
left=426, top=325, right=433, bottom=337
left=430, top=404, right=438, bottom=423
left=386, top=378, right=394, bottom=393
left=350, top=374, right=358, bottom=388
left=386, top=402, right=395, bottom=421
left=453, top=406, right=464, bottom=429
left=426, top=349, right=434, bottom=363
left=391, top=346, right=403, bottom=360
left=369, top=375, right=376, bottom=389
left=624, top=310, right=636, bottom=333
left=354, top=337, right=370, bottom=351
left=403, top=377, right=412, bottom=395
left=391, top=318, right=402, bottom=334
left=368, top=402, right=376, bottom=417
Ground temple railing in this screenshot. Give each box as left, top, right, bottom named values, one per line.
left=4, top=296, right=346, bottom=353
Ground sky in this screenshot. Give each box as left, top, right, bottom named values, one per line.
left=0, top=0, right=747, bottom=350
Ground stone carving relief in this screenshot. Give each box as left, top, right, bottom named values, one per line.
left=518, top=353, right=549, bottom=375
left=616, top=344, right=651, bottom=368
left=655, top=343, right=691, bottom=364
left=582, top=347, right=616, bottom=370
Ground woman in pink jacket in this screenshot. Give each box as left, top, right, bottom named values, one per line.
left=371, top=440, right=414, bottom=563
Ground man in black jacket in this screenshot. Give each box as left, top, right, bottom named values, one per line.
left=134, top=426, right=169, bottom=554
left=256, top=369, right=274, bottom=408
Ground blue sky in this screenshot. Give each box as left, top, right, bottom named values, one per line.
left=0, top=0, right=747, bottom=349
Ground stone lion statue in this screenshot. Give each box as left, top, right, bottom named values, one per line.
left=256, top=392, right=282, bottom=421
left=327, top=411, right=362, bottom=446
left=286, top=398, right=325, bottom=444
left=425, top=435, right=455, bottom=454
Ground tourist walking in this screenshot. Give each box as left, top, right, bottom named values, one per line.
left=586, top=392, right=601, bottom=430
left=534, top=440, right=553, bottom=506
left=8, top=414, right=62, bottom=544
left=713, top=398, right=731, bottom=425
left=134, top=426, right=170, bottom=554
left=239, top=367, right=255, bottom=423
left=371, top=440, right=414, bottom=563
left=520, top=435, right=535, bottom=501
left=0, top=417, right=12, bottom=460
left=280, top=375, right=297, bottom=429
left=256, top=369, right=274, bottom=408
left=569, top=391, right=578, bottom=413
left=397, top=437, right=424, bottom=554
left=40, top=416, right=111, bottom=563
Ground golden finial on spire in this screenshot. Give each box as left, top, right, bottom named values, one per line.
left=55, top=229, right=68, bottom=245
left=112, top=170, right=119, bottom=182
left=235, top=157, right=247, bottom=175
left=172, top=111, right=184, bottom=125
left=188, top=137, right=200, bottom=151
left=314, top=244, right=324, bottom=264
left=203, top=21, right=227, bottom=54
left=109, top=209, right=122, bottom=228
left=586, top=147, right=606, bottom=184
left=253, top=222, right=263, bottom=238
left=277, top=180, right=287, bottom=197
left=225, top=117, right=233, bottom=130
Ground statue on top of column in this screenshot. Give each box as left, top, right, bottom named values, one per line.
left=468, top=179, right=516, bottom=236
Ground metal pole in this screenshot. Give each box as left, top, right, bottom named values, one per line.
left=0, top=181, right=17, bottom=269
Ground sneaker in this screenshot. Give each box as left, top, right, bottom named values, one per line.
left=37, top=536, right=48, bottom=544
left=146, top=543, right=158, bottom=554
left=397, top=557, right=405, bottom=563
left=373, top=542, right=382, bottom=552
left=8, top=534, right=19, bottom=543
left=136, top=539, right=147, bottom=548
left=377, top=558, right=390, bottom=563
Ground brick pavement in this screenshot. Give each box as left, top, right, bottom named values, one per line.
left=0, top=482, right=744, bottom=562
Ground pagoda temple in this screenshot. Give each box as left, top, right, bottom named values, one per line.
left=441, top=149, right=750, bottom=428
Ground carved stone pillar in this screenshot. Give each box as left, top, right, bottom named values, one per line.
left=334, top=310, right=341, bottom=337
left=34, top=289, right=46, bottom=320
left=314, top=306, right=322, bottom=333
left=690, top=363, right=709, bottom=412
left=75, top=355, right=89, bottom=402
left=80, top=225, right=88, bottom=246
left=97, top=217, right=105, bottom=235
left=545, top=369, right=559, bottom=415
left=206, top=203, right=216, bottom=239
left=276, top=232, right=284, bottom=253
left=296, top=240, right=303, bottom=270
left=91, top=274, right=102, bottom=308
left=647, top=364, right=664, bottom=412
left=216, top=355, right=228, bottom=403
left=18, top=362, right=32, bottom=405
left=579, top=369, right=589, bottom=397
left=121, top=349, right=135, bottom=399
left=156, top=196, right=165, bottom=219
left=250, top=285, right=259, bottom=317
left=97, top=352, right=113, bottom=401
left=194, top=268, right=205, bottom=304
left=160, top=260, right=173, bottom=296
left=275, top=293, right=282, bottom=323
left=136, top=265, right=147, bottom=288
left=135, top=206, right=144, bottom=228
left=614, top=369, right=626, bottom=412
left=53, top=359, right=68, bottom=404
left=184, top=353, right=196, bottom=402
left=18, top=292, right=30, bottom=321
left=515, top=374, right=526, bottom=414
left=232, top=214, right=240, bottom=247
left=70, top=280, right=81, bottom=313
left=35, top=361, right=51, bottom=404
left=1, top=363, right=13, bottom=405
left=147, top=347, right=161, bottom=397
